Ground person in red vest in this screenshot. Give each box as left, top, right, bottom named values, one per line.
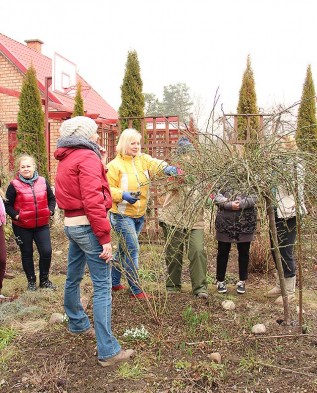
left=5, top=154, right=56, bottom=291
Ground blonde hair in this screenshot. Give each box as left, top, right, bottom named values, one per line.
left=116, top=128, right=142, bottom=155
left=16, top=154, right=37, bottom=168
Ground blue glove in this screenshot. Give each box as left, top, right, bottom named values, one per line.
left=163, top=165, right=178, bottom=176
left=122, top=191, right=139, bottom=204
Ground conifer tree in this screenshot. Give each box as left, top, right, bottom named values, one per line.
left=72, top=80, right=85, bottom=117
left=237, top=55, right=259, bottom=143
left=119, top=50, right=144, bottom=132
left=296, top=65, right=317, bottom=152
left=16, top=65, right=48, bottom=179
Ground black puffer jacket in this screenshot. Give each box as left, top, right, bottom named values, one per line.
left=214, top=191, right=257, bottom=243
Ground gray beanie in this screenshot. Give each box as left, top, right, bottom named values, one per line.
left=60, top=116, right=98, bottom=139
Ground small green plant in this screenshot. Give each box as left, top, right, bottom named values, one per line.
left=138, top=267, right=157, bottom=282
left=0, top=328, right=16, bottom=351
left=116, top=361, right=143, bottom=379
left=174, top=359, right=191, bottom=371
left=237, top=351, right=257, bottom=372
left=182, top=306, right=209, bottom=331
left=123, top=325, right=149, bottom=341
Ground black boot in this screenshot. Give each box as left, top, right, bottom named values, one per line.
left=27, top=277, right=37, bottom=291
left=39, top=276, right=57, bottom=290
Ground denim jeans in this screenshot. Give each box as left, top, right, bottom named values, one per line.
left=12, top=223, right=52, bottom=282
left=64, top=225, right=121, bottom=360
left=110, top=213, right=145, bottom=295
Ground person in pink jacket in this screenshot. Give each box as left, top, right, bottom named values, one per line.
left=0, top=179, right=14, bottom=303
left=54, top=116, right=134, bottom=367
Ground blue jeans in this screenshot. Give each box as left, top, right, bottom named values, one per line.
left=110, top=213, right=145, bottom=295
left=64, top=225, right=121, bottom=360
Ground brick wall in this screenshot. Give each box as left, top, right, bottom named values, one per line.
left=0, top=55, right=23, bottom=179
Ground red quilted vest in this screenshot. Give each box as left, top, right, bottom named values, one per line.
left=12, top=176, right=50, bottom=228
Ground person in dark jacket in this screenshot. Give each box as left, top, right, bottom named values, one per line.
left=214, top=189, right=257, bottom=294
left=5, top=154, right=56, bottom=291
left=54, top=116, right=134, bottom=367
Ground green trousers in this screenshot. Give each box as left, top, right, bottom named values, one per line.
left=160, top=222, right=208, bottom=295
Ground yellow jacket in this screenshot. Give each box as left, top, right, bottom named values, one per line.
left=106, top=153, right=167, bottom=218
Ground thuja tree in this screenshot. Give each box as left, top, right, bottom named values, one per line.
left=237, top=55, right=259, bottom=143
left=119, top=50, right=144, bottom=132
left=16, top=65, right=48, bottom=179
left=72, top=81, right=85, bottom=117
left=296, top=65, right=317, bottom=153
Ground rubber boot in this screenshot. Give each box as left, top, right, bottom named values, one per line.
left=274, top=276, right=296, bottom=305
left=264, top=277, right=281, bottom=298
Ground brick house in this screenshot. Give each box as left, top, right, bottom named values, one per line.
left=0, top=33, right=119, bottom=183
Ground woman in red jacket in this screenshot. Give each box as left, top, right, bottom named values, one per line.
left=5, top=154, right=56, bottom=291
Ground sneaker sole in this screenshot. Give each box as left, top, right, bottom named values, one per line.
left=217, top=289, right=227, bottom=293
left=237, top=289, right=245, bottom=294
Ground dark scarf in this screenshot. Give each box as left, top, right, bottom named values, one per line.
left=57, top=136, right=102, bottom=158
left=18, top=171, right=39, bottom=185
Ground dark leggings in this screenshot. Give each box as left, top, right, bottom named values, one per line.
left=0, top=225, right=6, bottom=290
left=216, top=241, right=251, bottom=282
left=12, top=224, right=52, bottom=282
left=270, top=216, right=296, bottom=278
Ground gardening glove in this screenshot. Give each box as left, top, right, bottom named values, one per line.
left=163, top=165, right=178, bottom=176
left=122, top=191, right=139, bottom=204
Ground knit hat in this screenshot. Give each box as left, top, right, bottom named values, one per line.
left=60, top=116, right=98, bottom=139
left=176, top=136, right=195, bottom=154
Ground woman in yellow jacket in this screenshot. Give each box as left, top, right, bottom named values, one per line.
left=107, top=128, right=177, bottom=299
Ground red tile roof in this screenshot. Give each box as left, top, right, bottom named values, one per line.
left=0, top=33, right=118, bottom=121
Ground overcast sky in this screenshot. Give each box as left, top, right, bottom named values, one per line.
left=1, top=0, right=316, bottom=127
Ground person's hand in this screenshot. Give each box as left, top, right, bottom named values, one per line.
left=122, top=191, right=139, bottom=204
left=163, top=165, right=178, bottom=176
left=15, top=215, right=19, bottom=220
left=231, top=201, right=240, bottom=210
left=99, top=243, right=112, bottom=262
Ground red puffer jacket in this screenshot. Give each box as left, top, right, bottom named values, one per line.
left=12, top=176, right=50, bottom=229
left=54, top=147, right=112, bottom=245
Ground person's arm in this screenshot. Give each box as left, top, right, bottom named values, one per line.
left=78, top=154, right=112, bottom=245
left=142, top=154, right=176, bottom=177
left=4, top=183, right=19, bottom=220
left=45, top=180, right=56, bottom=215
left=214, top=193, right=232, bottom=210
left=238, top=195, right=257, bottom=209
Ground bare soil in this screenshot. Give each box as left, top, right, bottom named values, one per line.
left=1, top=224, right=317, bottom=393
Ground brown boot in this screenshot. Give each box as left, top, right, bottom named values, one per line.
left=274, top=276, right=296, bottom=305
left=98, top=349, right=135, bottom=367
left=4, top=271, right=15, bottom=279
